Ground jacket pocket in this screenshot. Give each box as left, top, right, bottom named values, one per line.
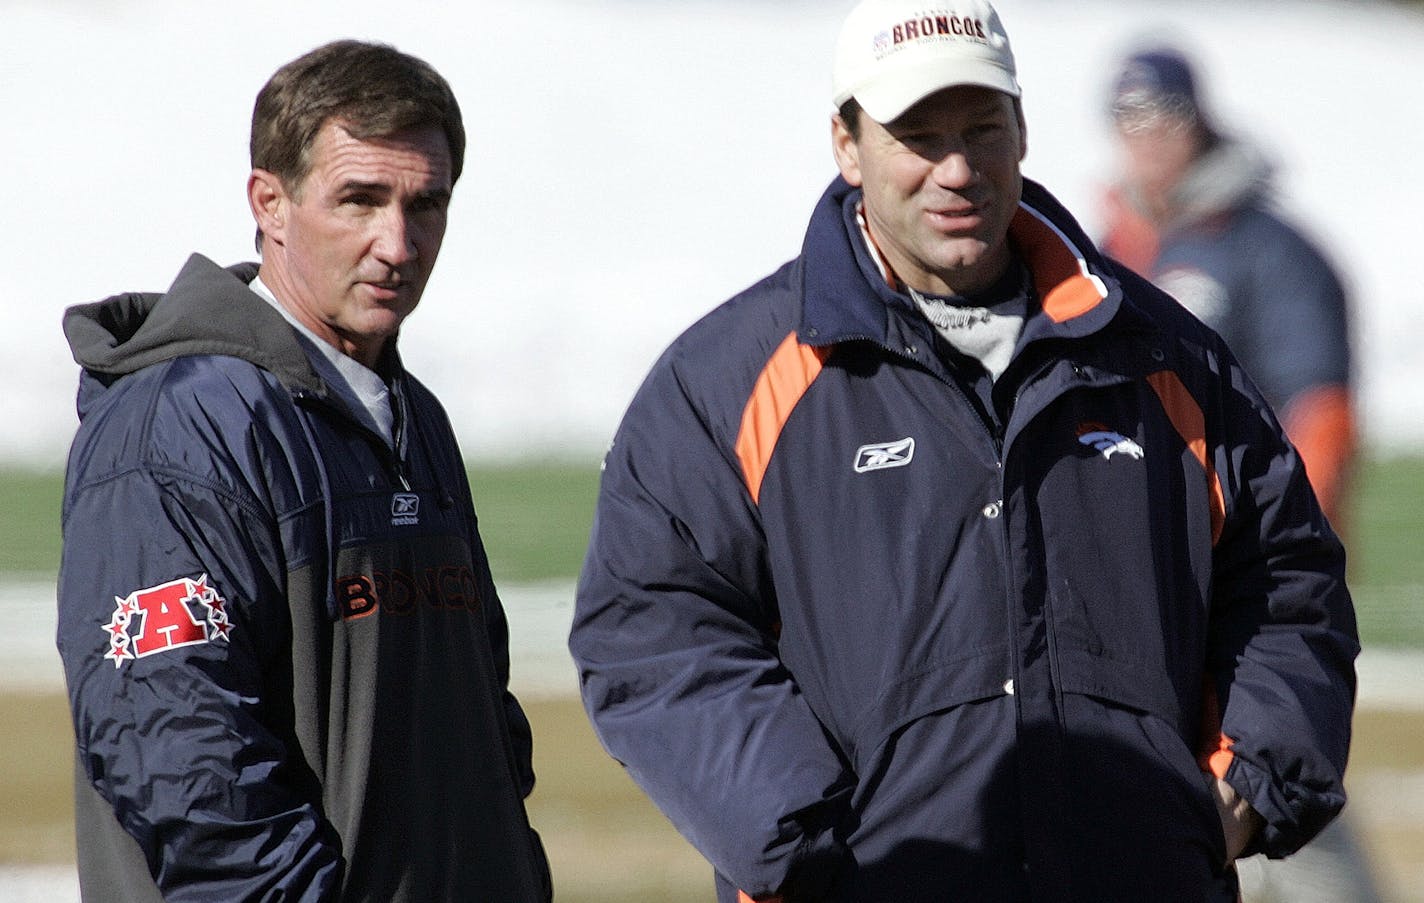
left=843, top=644, right=1011, bottom=769
left=1057, top=693, right=1229, bottom=885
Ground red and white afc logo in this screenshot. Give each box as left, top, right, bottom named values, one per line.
left=102, top=574, right=233, bottom=668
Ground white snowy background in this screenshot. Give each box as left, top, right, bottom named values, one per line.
left=3, top=0, right=1422, bottom=469
left=3, top=4, right=1423, bottom=898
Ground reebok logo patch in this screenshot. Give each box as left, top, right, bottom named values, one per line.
left=854, top=437, right=916, bottom=473
left=391, top=492, right=420, bottom=526
left=102, top=574, right=232, bottom=668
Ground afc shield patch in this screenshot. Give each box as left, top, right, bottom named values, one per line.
left=101, top=574, right=232, bottom=668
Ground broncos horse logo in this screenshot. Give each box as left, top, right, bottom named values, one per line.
left=1076, top=423, right=1145, bottom=461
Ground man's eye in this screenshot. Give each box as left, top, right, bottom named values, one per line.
left=898, top=133, right=938, bottom=148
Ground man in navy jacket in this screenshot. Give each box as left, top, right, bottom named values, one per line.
left=59, top=41, right=550, bottom=901
left=570, top=1, right=1358, bottom=901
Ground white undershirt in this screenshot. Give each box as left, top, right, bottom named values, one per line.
left=249, top=276, right=395, bottom=448
left=907, top=284, right=1026, bottom=382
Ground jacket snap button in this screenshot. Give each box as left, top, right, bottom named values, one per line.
left=1004, top=679, right=1015, bottom=695
left=982, top=502, right=1001, bottom=519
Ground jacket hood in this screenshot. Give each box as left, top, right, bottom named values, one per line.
left=63, top=253, right=328, bottom=399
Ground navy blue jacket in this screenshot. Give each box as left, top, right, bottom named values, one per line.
left=570, top=178, right=1358, bottom=901
left=59, top=255, right=550, bottom=902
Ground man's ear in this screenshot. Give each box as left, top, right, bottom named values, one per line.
left=831, top=115, right=864, bottom=187
left=247, top=169, right=288, bottom=243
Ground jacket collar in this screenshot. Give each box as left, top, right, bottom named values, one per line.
left=797, top=176, right=1137, bottom=349
left=63, top=253, right=406, bottom=404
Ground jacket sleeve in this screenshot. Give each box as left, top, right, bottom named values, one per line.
left=569, top=361, right=855, bottom=899
left=1279, top=385, right=1356, bottom=530
left=1203, top=353, right=1359, bottom=859
left=58, top=465, right=343, bottom=900
left=1243, top=227, right=1352, bottom=413
left=1244, top=230, right=1356, bottom=528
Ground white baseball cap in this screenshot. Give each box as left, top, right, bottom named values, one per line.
left=832, top=0, right=1020, bottom=124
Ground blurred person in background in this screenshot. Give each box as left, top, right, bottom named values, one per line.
left=1101, top=46, right=1379, bottom=903
left=1101, top=46, right=1357, bottom=534
left=57, top=40, right=550, bottom=902
left=570, top=1, right=1359, bottom=900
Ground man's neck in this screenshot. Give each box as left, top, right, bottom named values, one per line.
left=256, top=262, right=384, bottom=369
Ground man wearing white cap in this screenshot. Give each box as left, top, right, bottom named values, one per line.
left=570, top=1, right=1358, bottom=900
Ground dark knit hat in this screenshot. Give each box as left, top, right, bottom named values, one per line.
left=1109, top=48, right=1203, bottom=128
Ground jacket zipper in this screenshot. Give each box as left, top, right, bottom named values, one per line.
left=293, top=389, right=411, bottom=489
left=390, top=381, right=412, bottom=491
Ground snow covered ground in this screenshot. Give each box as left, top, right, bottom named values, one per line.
left=3, top=0, right=1423, bottom=468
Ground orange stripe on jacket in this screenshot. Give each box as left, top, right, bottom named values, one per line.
left=1150, top=372, right=1236, bottom=773
left=1197, top=675, right=1237, bottom=778
left=736, top=332, right=828, bottom=504
left=1280, top=384, right=1356, bottom=532
left=1145, top=370, right=1226, bottom=546
left=1009, top=206, right=1108, bottom=323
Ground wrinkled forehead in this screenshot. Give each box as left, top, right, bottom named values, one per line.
left=306, top=120, right=453, bottom=185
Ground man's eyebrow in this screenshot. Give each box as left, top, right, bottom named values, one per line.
left=335, top=181, right=450, bottom=203
left=336, top=180, right=390, bottom=195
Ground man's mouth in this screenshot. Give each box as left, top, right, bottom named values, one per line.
left=926, top=204, right=984, bottom=229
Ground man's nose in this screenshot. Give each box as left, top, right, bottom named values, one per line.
left=372, top=208, right=418, bottom=265
left=931, top=150, right=975, bottom=189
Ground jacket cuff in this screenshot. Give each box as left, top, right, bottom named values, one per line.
left=778, top=829, right=853, bottom=900
left=1225, top=755, right=1345, bottom=859
left=735, top=810, right=853, bottom=901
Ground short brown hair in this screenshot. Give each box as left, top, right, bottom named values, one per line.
left=250, top=40, right=465, bottom=192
